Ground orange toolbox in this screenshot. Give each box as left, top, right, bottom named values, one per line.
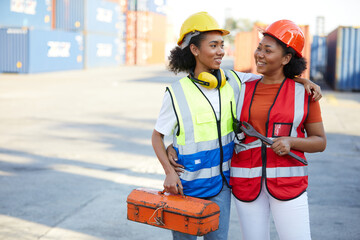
left=126, top=188, right=220, bottom=236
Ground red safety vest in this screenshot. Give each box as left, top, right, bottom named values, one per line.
left=230, top=79, right=310, bottom=201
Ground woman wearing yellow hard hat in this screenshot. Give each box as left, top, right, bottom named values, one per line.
left=231, top=20, right=326, bottom=240
left=152, top=12, right=321, bottom=240
left=152, top=11, right=245, bottom=240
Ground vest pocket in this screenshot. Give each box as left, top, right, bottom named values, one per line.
left=230, top=149, right=257, bottom=186
left=196, top=112, right=215, bottom=124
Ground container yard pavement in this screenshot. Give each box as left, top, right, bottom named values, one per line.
left=0, top=61, right=359, bottom=240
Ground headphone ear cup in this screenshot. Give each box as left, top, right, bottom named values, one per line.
left=219, top=69, right=226, bottom=88
left=197, top=72, right=218, bottom=89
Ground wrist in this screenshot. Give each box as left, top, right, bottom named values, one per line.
left=164, top=166, right=176, bottom=175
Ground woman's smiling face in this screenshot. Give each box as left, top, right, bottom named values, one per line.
left=191, top=31, right=225, bottom=72
left=254, top=35, right=290, bottom=77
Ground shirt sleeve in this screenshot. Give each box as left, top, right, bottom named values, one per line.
left=305, top=99, right=323, bottom=123
left=154, top=90, right=178, bottom=136
left=233, top=71, right=261, bottom=83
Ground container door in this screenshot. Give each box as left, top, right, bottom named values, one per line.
left=0, top=28, right=29, bottom=73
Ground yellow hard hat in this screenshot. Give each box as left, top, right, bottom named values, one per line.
left=177, top=12, right=230, bottom=46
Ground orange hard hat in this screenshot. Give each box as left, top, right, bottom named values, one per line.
left=262, top=19, right=305, bottom=57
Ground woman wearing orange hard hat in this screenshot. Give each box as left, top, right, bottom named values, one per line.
left=152, top=12, right=322, bottom=239
left=230, top=19, right=327, bottom=240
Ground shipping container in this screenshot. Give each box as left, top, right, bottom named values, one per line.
left=234, top=31, right=256, bottom=73
left=128, top=0, right=166, bottom=15
left=118, top=13, right=127, bottom=39
left=125, top=11, right=166, bottom=65
left=147, top=0, right=166, bottom=15
left=0, top=27, right=83, bottom=73
left=84, top=33, right=125, bottom=68
left=119, top=0, right=128, bottom=13
left=234, top=23, right=311, bottom=80
left=103, top=0, right=128, bottom=13
left=85, top=0, right=122, bottom=34
left=126, top=38, right=136, bottom=65
left=55, top=0, right=126, bottom=34
left=54, top=0, right=84, bottom=31
left=0, top=0, right=52, bottom=29
left=146, top=40, right=166, bottom=64
left=128, top=0, right=148, bottom=12
left=310, top=35, right=327, bottom=80
left=326, top=26, right=360, bottom=91
left=0, top=28, right=28, bottom=73
left=133, top=39, right=165, bottom=65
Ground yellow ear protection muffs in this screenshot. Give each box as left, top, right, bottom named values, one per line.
left=189, top=69, right=226, bottom=89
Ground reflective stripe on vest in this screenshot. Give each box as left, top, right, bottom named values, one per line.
left=231, top=166, right=308, bottom=178
left=175, top=134, right=233, bottom=155
left=291, top=83, right=306, bottom=137
left=168, top=73, right=240, bottom=197
left=180, top=160, right=231, bottom=181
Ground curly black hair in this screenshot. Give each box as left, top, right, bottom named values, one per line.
left=264, top=33, right=307, bottom=79
left=167, top=32, right=207, bottom=74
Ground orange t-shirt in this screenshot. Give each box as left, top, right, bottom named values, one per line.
left=248, top=82, right=322, bottom=136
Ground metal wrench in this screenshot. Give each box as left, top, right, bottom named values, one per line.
left=239, top=121, right=308, bottom=165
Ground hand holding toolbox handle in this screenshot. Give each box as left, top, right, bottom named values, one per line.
left=160, top=185, right=185, bottom=197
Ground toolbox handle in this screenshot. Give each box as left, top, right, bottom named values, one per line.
left=160, top=188, right=185, bottom=197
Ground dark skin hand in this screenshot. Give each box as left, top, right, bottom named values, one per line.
left=166, top=144, right=184, bottom=175
left=152, top=130, right=184, bottom=195
left=272, top=122, right=326, bottom=156
left=294, top=77, right=322, bottom=101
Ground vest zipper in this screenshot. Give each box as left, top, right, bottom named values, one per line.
left=216, top=91, right=228, bottom=186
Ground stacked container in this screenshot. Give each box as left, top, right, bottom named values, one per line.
left=84, top=0, right=126, bottom=68
left=326, top=26, right=360, bottom=91
left=54, top=0, right=127, bottom=68
left=0, top=0, right=83, bottom=73
left=310, top=35, right=327, bottom=80
left=126, top=0, right=167, bottom=65
left=233, top=23, right=311, bottom=80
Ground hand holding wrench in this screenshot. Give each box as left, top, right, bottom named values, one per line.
left=239, top=121, right=308, bottom=165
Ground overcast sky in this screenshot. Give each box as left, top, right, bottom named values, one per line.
left=166, top=0, right=359, bottom=38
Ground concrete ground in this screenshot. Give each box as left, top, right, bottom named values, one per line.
left=0, top=59, right=359, bottom=239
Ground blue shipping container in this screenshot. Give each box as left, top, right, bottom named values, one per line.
left=0, top=28, right=84, bottom=73
left=326, top=27, right=360, bottom=91
left=148, top=0, right=166, bottom=15
left=85, top=33, right=125, bottom=68
left=85, top=0, right=122, bottom=34
left=310, top=35, right=327, bottom=80
left=55, top=0, right=84, bottom=31
left=0, top=28, right=29, bottom=73
left=128, top=0, right=148, bottom=12
left=0, top=0, right=52, bottom=29
left=128, top=0, right=167, bottom=15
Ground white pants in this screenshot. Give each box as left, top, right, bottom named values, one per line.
left=233, top=182, right=311, bottom=240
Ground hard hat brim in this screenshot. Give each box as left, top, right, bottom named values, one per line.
left=177, top=28, right=230, bottom=46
